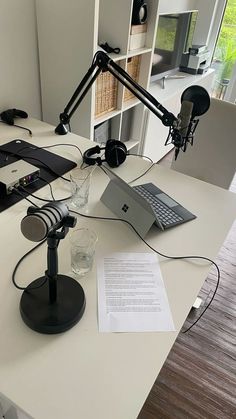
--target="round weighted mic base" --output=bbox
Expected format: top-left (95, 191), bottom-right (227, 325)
top-left (20, 275), bottom-right (86, 334)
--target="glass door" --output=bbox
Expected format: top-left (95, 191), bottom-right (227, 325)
top-left (211, 0), bottom-right (236, 101)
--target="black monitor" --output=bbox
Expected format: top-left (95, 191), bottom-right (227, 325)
top-left (151, 11), bottom-right (198, 82)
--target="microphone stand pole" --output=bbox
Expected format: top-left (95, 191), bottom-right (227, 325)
top-left (20, 225), bottom-right (86, 334)
top-left (47, 229), bottom-right (64, 304)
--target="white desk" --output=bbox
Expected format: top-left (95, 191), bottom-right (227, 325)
top-left (0, 119), bottom-right (236, 419)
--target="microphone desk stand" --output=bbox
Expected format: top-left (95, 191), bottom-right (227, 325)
top-left (20, 225), bottom-right (85, 334)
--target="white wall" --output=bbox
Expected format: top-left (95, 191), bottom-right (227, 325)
top-left (36, 0), bottom-right (98, 137)
top-left (0, 0), bottom-right (41, 118)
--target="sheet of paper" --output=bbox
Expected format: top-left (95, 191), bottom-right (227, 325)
top-left (97, 252), bottom-right (175, 332)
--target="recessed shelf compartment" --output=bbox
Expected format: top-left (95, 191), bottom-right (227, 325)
top-left (127, 47), bottom-right (152, 58)
top-left (122, 97), bottom-right (140, 112)
top-left (94, 109), bottom-right (121, 125)
top-left (94, 114), bottom-right (122, 144)
top-left (120, 104), bottom-right (145, 152)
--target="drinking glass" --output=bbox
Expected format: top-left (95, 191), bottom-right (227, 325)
top-left (70, 228), bottom-right (98, 276)
top-left (70, 166), bottom-right (94, 209)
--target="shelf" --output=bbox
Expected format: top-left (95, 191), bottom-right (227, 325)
top-left (106, 52), bottom-right (127, 62)
top-left (93, 108), bottom-right (122, 126)
top-left (127, 47), bottom-right (152, 58)
top-left (149, 69), bottom-right (216, 102)
top-left (124, 139), bottom-right (140, 151)
top-left (122, 97), bottom-right (140, 111)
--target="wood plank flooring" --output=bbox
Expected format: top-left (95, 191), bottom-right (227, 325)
top-left (138, 153), bottom-right (236, 419)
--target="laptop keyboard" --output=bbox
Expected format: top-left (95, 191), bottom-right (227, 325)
top-left (133, 184), bottom-right (183, 227)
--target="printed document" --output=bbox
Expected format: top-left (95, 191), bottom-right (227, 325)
top-left (97, 252), bottom-right (175, 332)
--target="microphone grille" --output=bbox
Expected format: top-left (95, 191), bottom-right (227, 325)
top-left (21, 214), bottom-right (48, 242)
top-left (179, 100), bottom-right (194, 137)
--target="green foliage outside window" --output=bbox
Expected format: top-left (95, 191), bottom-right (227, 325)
top-left (213, 0), bottom-right (236, 80)
top-left (156, 16), bottom-right (177, 51)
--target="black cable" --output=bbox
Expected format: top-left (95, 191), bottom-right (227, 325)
top-left (128, 153), bottom-right (154, 164)
top-left (18, 185), bottom-right (72, 203)
top-left (97, 156), bottom-right (156, 185)
top-left (12, 239), bottom-right (47, 290)
top-left (99, 42), bottom-right (120, 54)
top-left (39, 176), bottom-right (56, 201)
top-left (35, 143), bottom-right (83, 159)
top-left (69, 208), bottom-right (220, 333)
top-left (0, 120), bottom-right (32, 136)
top-left (128, 162), bottom-right (157, 184)
top-left (12, 187), bottom-right (39, 207)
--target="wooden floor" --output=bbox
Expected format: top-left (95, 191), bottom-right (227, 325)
top-left (138, 153), bottom-right (236, 419)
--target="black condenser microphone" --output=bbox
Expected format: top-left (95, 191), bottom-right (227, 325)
top-left (21, 202), bottom-right (75, 242)
top-left (178, 100), bottom-right (194, 138)
top-left (174, 100), bottom-right (194, 160)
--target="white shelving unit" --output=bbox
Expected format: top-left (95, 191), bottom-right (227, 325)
top-left (36, 0), bottom-right (159, 154)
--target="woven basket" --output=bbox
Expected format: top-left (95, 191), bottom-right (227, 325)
top-left (95, 70), bottom-right (118, 117)
top-left (124, 55), bottom-right (141, 101)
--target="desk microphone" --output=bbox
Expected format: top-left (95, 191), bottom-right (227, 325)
top-left (19, 202), bottom-right (85, 334)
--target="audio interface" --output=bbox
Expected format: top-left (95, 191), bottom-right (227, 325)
top-left (0, 160), bottom-right (40, 195)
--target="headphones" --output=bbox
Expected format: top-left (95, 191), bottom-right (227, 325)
top-left (83, 139), bottom-right (128, 168)
top-left (132, 0), bottom-right (147, 25)
top-left (0, 108), bottom-right (32, 136)
top-left (0, 108), bottom-right (28, 125)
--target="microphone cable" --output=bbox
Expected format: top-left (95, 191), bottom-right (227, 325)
top-left (128, 153), bottom-right (154, 163)
top-left (11, 186), bottom-right (39, 207)
top-left (126, 153), bottom-right (157, 184)
top-left (39, 176), bottom-right (56, 201)
top-left (40, 143), bottom-right (83, 159)
top-left (12, 238), bottom-right (47, 290)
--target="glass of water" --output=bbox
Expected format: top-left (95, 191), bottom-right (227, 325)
top-left (70, 166), bottom-right (94, 209)
top-left (70, 228), bottom-right (98, 276)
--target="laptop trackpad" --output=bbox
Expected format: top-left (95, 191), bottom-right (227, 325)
top-left (156, 193), bottom-right (178, 208)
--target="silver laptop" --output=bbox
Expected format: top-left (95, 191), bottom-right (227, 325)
top-left (100, 168), bottom-right (196, 238)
